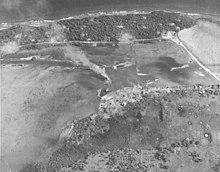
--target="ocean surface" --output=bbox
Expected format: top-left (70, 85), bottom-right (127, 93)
top-left (0, 0), bottom-right (220, 23)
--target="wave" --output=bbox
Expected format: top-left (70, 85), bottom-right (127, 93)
top-left (1, 9), bottom-right (202, 27)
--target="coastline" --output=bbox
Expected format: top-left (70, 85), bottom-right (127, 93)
top-left (0, 9), bottom-right (203, 33)
top-left (1, 6), bottom-right (220, 172)
top-left (175, 32), bottom-right (220, 82)
top-left (177, 26), bottom-right (220, 81)
top-left (0, 9), bottom-right (202, 27)
top-left (2, 8), bottom-right (220, 32)
top-left (2, 6), bottom-right (220, 31)
top-left (0, 10), bottom-right (197, 46)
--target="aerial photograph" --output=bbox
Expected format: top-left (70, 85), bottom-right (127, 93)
top-left (0, 0), bottom-right (220, 171)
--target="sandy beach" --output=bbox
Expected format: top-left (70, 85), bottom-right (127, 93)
top-left (178, 20), bottom-right (220, 79)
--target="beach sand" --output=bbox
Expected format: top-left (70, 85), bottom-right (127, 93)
top-left (179, 20), bottom-right (220, 79)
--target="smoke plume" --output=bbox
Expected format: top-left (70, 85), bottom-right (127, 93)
top-left (63, 46), bottom-right (111, 83)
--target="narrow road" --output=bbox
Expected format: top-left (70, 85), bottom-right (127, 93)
top-left (15, 38), bottom-right (160, 48)
top-left (171, 33), bottom-right (220, 82)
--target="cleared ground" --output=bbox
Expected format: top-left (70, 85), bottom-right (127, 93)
top-left (179, 20), bottom-right (220, 79)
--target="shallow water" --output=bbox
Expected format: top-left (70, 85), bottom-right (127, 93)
top-left (140, 56), bottom-right (190, 84)
top-left (0, 0), bottom-right (220, 23)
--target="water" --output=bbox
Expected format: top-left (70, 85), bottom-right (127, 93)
top-left (140, 56), bottom-right (190, 84)
top-left (0, 0), bottom-right (220, 23)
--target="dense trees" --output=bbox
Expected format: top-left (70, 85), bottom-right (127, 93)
top-left (0, 11), bottom-right (196, 45)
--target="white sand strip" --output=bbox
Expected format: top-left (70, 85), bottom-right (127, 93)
top-left (170, 64), bottom-right (189, 71)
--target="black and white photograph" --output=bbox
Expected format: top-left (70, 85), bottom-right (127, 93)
top-left (0, 0), bottom-right (220, 171)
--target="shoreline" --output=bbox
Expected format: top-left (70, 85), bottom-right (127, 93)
top-left (2, 8), bottom-right (220, 31)
top-left (0, 10), bottom-right (197, 46)
top-left (2, 8), bottom-right (220, 32)
top-left (175, 33), bottom-right (220, 82)
top-left (0, 9), bottom-right (201, 27)
top-left (3, 6), bottom-right (220, 26)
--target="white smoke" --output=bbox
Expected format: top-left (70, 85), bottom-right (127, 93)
top-left (64, 46), bottom-right (90, 66)
top-left (63, 46), bottom-right (111, 83)
top-left (0, 41), bottom-right (19, 55)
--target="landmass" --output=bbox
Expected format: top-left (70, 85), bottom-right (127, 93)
top-left (21, 85), bottom-right (220, 172)
top-left (0, 11), bottom-right (195, 46)
top-left (1, 10), bottom-right (220, 172)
